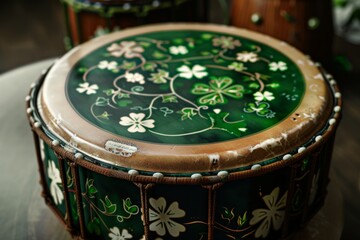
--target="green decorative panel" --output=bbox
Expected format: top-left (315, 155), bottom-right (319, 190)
top-left (63, 160), bottom-right (80, 231)
top-left (147, 184), bottom-right (208, 239)
top-left (214, 167), bottom-right (291, 239)
top-left (42, 140), bottom-right (67, 217)
top-left (78, 167), bottom-right (143, 240)
top-left (66, 30), bottom-right (305, 145)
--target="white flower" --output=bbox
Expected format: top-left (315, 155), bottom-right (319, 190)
top-left (149, 197), bottom-right (186, 237)
top-left (98, 60), bottom-right (118, 70)
top-left (119, 113), bottom-right (155, 133)
top-left (249, 187), bottom-right (288, 238)
top-left (47, 160), bottom-right (63, 205)
top-left (236, 52), bottom-right (258, 62)
top-left (76, 82), bottom-right (99, 95)
top-left (169, 46), bottom-right (188, 55)
top-left (107, 41), bottom-right (144, 58)
top-left (177, 65), bottom-right (208, 79)
top-left (108, 227), bottom-right (133, 240)
top-left (125, 73), bottom-right (145, 84)
top-left (254, 91), bottom-right (275, 102)
top-left (269, 61), bottom-right (287, 71)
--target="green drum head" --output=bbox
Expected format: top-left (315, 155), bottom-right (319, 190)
top-left (40, 24), bottom-right (333, 173)
top-left (66, 30), bottom-right (305, 145)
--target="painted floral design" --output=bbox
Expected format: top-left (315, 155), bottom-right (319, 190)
top-left (254, 91), bottom-right (275, 102)
top-left (236, 52), bottom-right (258, 62)
top-left (212, 36), bottom-right (241, 49)
top-left (149, 69), bottom-right (169, 84)
top-left (76, 82), bottom-right (99, 95)
top-left (107, 41), bottom-right (144, 58)
top-left (228, 62), bottom-right (247, 72)
top-left (244, 102), bottom-right (272, 117)
top-left (149, 197), bottom-right (186, 237)
top-left (191, 77), bottom-right (244, 105)
top-left (177, 65), bottom-right (208, 79)
top-left (125, 72), bottom-right (145, 84)
top-left (269, 61), bottom-right (287, 71)
top-left (68, 30), bottom-right (304, 145)
top-left (249, 187), bottom-right (288, 238)
top-left (108, 227), bottom-right (133, 240)
top-left (98, 60), bottom-right (118, 70)
top-left (47, 160), bottom-right (64, 205)
top-left (169, 46), bottom-right (188, 55)
top-left (119, 113), bottom-right (155, 133)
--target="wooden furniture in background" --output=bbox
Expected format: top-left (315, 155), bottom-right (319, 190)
top-left (230, 0), bottom-right (334, 65)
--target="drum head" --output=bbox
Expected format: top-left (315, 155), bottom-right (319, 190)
top-left (38, 23), bottom-right (334, 174)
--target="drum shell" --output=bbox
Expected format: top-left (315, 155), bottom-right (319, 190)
top-left (61, 0), bottom-right (203, 48)
top-left (27, 69), bottom-right (341, 239)
top-left (230, 0), bottom-right (334, 65)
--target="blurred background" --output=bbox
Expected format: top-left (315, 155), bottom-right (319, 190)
top-left (0, 0), bottom-right (359, 239)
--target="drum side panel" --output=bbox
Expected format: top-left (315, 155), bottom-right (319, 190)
top-left (214, 167), bottom-right (291, 240)
top-left (41, 141), bottom-right (67, 218)
top-left (77, 167), bottom-right (144, 240)
top-left (146, 184), bottom-right (209, 239)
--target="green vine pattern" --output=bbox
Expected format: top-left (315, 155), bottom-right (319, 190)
top-left (67, 30), bottom-right (304, 144)
top-left (83, 178), bottom-right (140, 235)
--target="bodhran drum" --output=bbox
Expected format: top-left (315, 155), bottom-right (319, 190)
top-left (230, 0), bottom-right (334, 66)
top-left (27, 23), bottom-right (342, 240)
top-left (60, 0), bottom-right (204, 48)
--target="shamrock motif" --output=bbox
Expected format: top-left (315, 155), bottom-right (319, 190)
top-left (236, 52), bottom-right (258, 62)
top-left (149, 69), bottom-right (169, 84)
top-left (76, 82), bottom-right (99, 95)
top-left (107, 41), bottom-right (144, 58)
top-left (269, 61), bottom-right (287, 71)
top-left (169, 46), bottom-right (188, 55)
top-left (228, 62), bottom-right (247, 72)
top-left (177, 65), bottom-right (208, 79)
top-left (119, 113), bottom-right (155, 133)
top-left (191, 77), bottom-right (244, 105)
top-left (108, 227), bottom-right (132, 240)
top-left (179, 107), bottom-right (198, 120)
top-left (249, 187), bottom-right (288, 238)
top-left (98, 60), bottom-right (118, 70)
top-left (254, 91), bottom-right (275, 102)
top-left (125, 73), bottom-right (145, 84)
top-left (47, 160), bottom-right (63, 205)
top-left (149, 197), bottom-right (186, 237)
top-left (212, 36), bottom-right (241, 49)
top-left (244, 102), bottom-right (272, 117)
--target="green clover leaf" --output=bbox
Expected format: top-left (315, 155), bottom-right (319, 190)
top-left (179, 107), bottom-right (198, 120)
top-left (149, 69), bottom-right (169, 84)
top-left (100, 196), bottom-right (117, 214)
top-left (192, 77), bottom-right (244, 105)
top-left (86, 179), bottom-right (97, 198)
top-left (123, 198), bottom-right (139, 215)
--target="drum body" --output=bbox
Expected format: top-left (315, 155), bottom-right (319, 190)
top-left (61, 0), bottom-right (204, 48)
top-left (27, 24), bottom-right (341, 240)
top-left (230, 0), bottom-right (334, 65)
